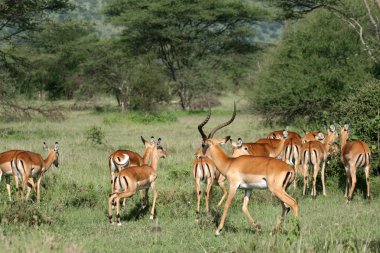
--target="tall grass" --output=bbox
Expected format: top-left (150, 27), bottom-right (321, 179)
top-left (0, 105), bottom-right (379, 252)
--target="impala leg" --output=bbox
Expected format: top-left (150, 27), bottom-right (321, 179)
top-left (114, 191), bottom-right (135, 226)
top-left (321, 161), bottom-right (327, 196)
top-left (242, 190), bottom-right (261, 231)
top-left (311, 162), bottom-right (320, 198)
top-left (205, 177), bottom-right (213, 213)
top-left (13, 172), bottom-right (20, 200)
top-left (108, 193), bottom-right (117, 224)
top-left (150, 181), bottom-right (158, 220)
top-left (302, 162), bottom-right (308, 196)
top-left (195, 178), bottom-right (201, 216)
top-left (216, 176), bottom-right (227, 209)
top-left (25, 178), bottom-right (34, 201)
top-left (364, 163), bottom-right (371, 200)
top-left (142, 189), bottom-right (149, 210)
top-left (348, 165), bottom-right (357, 201)
top-left (344, 166), bottom-right (350, 198)
top-left (5, 177), bottom-right (12, 201)
top-left (272, 188), bottom-right (298, 218)
top-left (36, 176), bottom-right (43, 204)
top-left (216, 185), bottom-right (237, 236)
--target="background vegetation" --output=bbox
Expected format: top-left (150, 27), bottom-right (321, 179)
top-left (1, 0), bottom-right (380, 251)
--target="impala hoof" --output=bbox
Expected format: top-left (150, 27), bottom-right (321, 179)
top-left (117, 222), bottom-right (122, 226)
top-left (150, 215), bottom-right (154, 220)
top-left (215, 230), bottom-right (221, 236)
top-left (255, 224), bottom-right (262, 232)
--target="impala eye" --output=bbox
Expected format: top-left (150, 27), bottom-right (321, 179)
top-left (244, 147), bottom-right (248, 151)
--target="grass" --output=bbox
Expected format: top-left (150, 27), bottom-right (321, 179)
top-left (0, 101), bottom-right (379, 252)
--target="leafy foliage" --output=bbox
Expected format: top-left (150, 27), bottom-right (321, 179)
top-left (250, 9), bottom-right (373, 125)
top-left (104, 0), bottom-right (270, 110)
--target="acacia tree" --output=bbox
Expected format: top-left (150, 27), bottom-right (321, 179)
top-left (104, 0), bottom-right (269, 110)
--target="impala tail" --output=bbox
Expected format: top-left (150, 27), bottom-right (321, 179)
top-left (110, 154), bottom-right (130, 172)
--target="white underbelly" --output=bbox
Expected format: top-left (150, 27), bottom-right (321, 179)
top-left (239, 180), bottom-right (268, 190)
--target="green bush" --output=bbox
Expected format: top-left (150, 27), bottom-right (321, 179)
top-left (86, 126), bottom-right (105, 144)
top-left (0, 201), bottom-right (52, 226)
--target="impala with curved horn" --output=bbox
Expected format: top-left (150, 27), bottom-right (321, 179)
top-left (192, 148), bottom-right (227, 216)
top-left (340, 124), bottom-right (371, 201)
top-left (198, 103), bottom-right (298, 235)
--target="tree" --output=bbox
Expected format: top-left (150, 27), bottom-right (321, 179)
top-left (250, 9), bottom-right (373, 124)
top-left (266, 0), bottom-right (380, 65)
top-left (0, 0), bottom-right (71, 64)
top-left (104, 0), bottom-right (270, 110)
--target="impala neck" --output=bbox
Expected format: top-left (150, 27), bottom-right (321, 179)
top-left (206, 145), bottom-right (231, 176)
top-left (273, 138), bottom-right (286, 156)
top-left (150, 145), bottom-right (158, 171)
top-left (340, 133), bottom-right (348, 152)
top-left (142, 147), bottom-right (152, 164)
top-left (44, 150), bottom-right (56, 171)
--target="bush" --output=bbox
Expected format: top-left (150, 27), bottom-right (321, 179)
top-left (86, 126), bottom-right (105, 145)
top-left (0, 201), bottom-right (52, 226)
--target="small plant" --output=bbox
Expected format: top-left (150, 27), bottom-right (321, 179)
top-left (86, 126), bottom-right (105, 145)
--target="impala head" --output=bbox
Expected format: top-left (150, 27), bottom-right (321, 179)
top-left (327, 124), bottom-right (338, 144)
top-left (156, 137), bottom-right (167, 158)
top-left (46, 141), bottom-right (60, 168)
top-left (230, 137), bottom-right (250, 156)
top-left (198, 102), bottom-right (236, 156)
top-left (340, 124), bottom-right (350, 141)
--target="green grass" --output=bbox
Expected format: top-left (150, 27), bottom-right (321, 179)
top-left (0, 104), bottom-right (379, 253)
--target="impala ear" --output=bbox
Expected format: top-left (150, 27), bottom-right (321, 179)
top-left (282, 130), bottom-right (288, 139)
top-left (43, 142), bottom-right (48, 151)
top-left (329, 124), bottom-right (336, 133)
top-left (316, 133), bottom-right (325, 141)
top-left (343, 124), bottom-right (349, 131)
top-left (157, 138), bottom-right (162, 146)
top-left (220, 136), bottom-right (230, 145)
top-left (237, 138), bottom-right (243, 147)
top-left (150, 136), bottom-right (155, 144)
top-left (54, 142), bottom-right (59, 153)
top-left (141, 136), bottom-right (147, 145)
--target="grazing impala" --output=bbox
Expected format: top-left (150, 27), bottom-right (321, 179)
top-left (199, 103), bottom-right (298, 235)
top-left (301, 125), bottom-right (336, 143)
top-left (12, 142), bottom-right (59, 203)
top-left (192, 148), bottom-right (226, 216)
top-left (340, 124), bottom-right (371, 201)
top-left (108, 139), bottom-right (163, 225)
top-left (301, 126), bottom-right (338, 197)
top-left (230, 133), bottom-right (288, 158)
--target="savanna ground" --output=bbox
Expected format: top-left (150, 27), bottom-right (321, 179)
top-left (0, 96), bottom-right (379, 253)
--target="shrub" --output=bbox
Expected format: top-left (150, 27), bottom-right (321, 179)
top-left (86, 126), bottom-right (105, 145)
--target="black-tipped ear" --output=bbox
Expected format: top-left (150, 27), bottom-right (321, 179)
top-left (225, 136), bottom-right (231, 143)
top-left (141, 136), bottom-right (147, 145)
top-left (150, 136), bottom-right (155, 144)
top-left (157, 138), bottom-right (162, 146)
top-left (43, 142), bottom-right (48, 151)
top-left (54, 142), bottom-right (59, 152)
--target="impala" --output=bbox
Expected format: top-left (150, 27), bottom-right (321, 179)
top-left (301, 126), bottom-right (338, 197)
top-left (230, 133), bottom-right (288, 158)
top-left (0, 150), bottom-right (28, 200)
top-left (108, 139), bottom-right (163, 225)
top-left (199, 103), bottom-right (298, 235)
top-left (12, 142), bottom-right (59, 203)
top-left (108, 136), bottom-right (167, 191)
top-left (340, 124), bottom-right (371, 201)
top-left (267, 130), bottom-right (302, 187)
top-left (301, 125), bottom-right (336, 143)
top-left (192, 148), bottom-right (226, 216)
